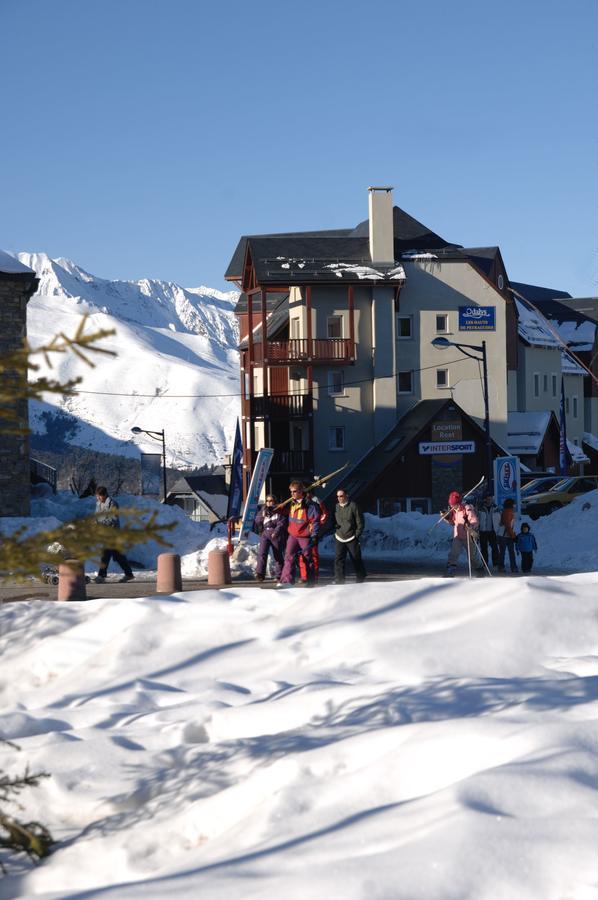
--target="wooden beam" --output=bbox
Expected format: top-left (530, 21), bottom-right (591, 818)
top-left (348, 285), bottom-right (355, 347)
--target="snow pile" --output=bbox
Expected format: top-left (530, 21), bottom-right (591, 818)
top-left (3, 574), bottom-right (598, 896)
top-left (14, 252), bottom-right (241, 468)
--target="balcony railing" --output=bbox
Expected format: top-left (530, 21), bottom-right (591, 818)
top-left (250, 338), bottom-right (354, 365)
top-left (270, 449), bottom-right (313, 475)
top-left (30, 457), bottom-right (57, 492)
top-left (250, 394), bottom-right (313, 419)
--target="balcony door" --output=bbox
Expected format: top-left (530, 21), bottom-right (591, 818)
top-left (327, 315), bottom-right (343, 338)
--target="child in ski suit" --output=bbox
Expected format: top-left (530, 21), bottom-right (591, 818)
top-left (445, 490), bottom-right (484, 577)
top-left (254, 494), bottom-right (287, 582)
top-left (278, 482), bottom-right (320, 585)
top-left (298, 493), bottom-right (329, 583)
top-left (516, 522), bottom-right (538, 573)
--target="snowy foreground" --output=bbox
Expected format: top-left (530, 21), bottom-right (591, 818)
top-left (3, 573), bottom-right (598, 898)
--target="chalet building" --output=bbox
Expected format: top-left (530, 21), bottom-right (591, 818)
top-left (0, 251), bottom-right (39, 516)
top-left (166, 471), bottom-right (228, 524)
top-left (225, 188), bottom-right (591, 511)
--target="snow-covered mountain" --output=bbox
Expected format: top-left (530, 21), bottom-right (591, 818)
top-left (17, 252), bottom-right (240, 468)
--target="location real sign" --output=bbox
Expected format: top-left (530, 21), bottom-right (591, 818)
top-left (419, 440), bottom-right (475, 455)
top-left (458, 305), bottom-right (496, 331)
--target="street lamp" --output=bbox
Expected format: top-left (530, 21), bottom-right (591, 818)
top-left (131, 426), bottom-right (167, 502)
top-left (431, 336), bottom-right (493, 495)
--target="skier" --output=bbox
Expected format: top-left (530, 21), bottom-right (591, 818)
top-left (497, 498), bottom-right (518, 574)
top-left (298, 492), bottom-right (329, 583)
top-left (278, 481), bottom-right (320, 586)
top-left (94, 486), bottom-right (135, 583)
top-left (477, 493), bottom-right (501, 569)
top-left (516, 522), bottom-right (538, 573)
top-left (254, 494), bottom-right (287, 582)
top-left (444, 490), bottom-right (484, 577)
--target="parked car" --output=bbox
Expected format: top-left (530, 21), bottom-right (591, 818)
top-left (521, 476), bottom-right (598, 519)
top-left (520, 476), bottom-right (567, 498)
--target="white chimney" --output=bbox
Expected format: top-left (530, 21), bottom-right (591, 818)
top-left (368, 186), bottom-right (394, 265)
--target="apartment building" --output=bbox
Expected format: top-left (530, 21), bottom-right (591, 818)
top-left (225, 189), bottom-right (589, 511)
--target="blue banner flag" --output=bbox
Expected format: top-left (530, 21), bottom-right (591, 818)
top-left (559, 377), bottom-right (573, 476)
top-left (226, 420), bottom-right (244, 519)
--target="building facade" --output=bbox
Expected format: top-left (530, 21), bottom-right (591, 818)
top-left (225, 189), bottom-right (590, 510)
top-left (0, 252), bottom-right (39, 516)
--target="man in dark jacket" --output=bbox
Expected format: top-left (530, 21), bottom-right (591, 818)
top-left (94, 486), bottom-right (134, 583)
top-left (333, 488), bottom-right (366, 583)
top-left (254, 494), bottom-right (287, 582)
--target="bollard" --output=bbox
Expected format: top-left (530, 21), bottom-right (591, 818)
top-left (207, 548), bottom-right (231, 586)
top-left (156, 552), bottom-right (183, 593)
top-left (57, 559), bottom-right (87, 602)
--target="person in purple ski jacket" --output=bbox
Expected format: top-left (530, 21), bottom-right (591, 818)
top-left (254, 494), bottom-right (288, 582)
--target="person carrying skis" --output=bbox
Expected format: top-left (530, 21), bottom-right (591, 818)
top-left (278, 481), bottom-right (320, 585)
top-left (497, 498), bottom-right (518, 574)
top-left (477, 492), bottom-right (501, 569)
top-left (298, 491), bottom-right (329, 583)
top-left (254, 493), bottom-right (287, 582)
top-left (444, 490), bottom-right (484, 577)
top-left (516, 522), bottom-right (538, 573)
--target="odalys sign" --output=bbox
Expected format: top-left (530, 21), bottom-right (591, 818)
top-left (494, 455), bottom-right (521, 511)
top-left (459, 305), bottom-right (495, 331)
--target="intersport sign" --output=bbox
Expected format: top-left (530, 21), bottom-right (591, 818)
top-left (418, 440), bottom-right (476, 455)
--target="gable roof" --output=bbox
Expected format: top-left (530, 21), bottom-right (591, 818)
top-left (225, 206), bottom-right (460, 284)
top-left (507, 410), bottom-right (556, 456)
top-left (168, 474), bottom-right (229, 519)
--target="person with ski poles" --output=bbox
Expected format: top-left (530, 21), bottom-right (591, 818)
top-left (254, 493), bottom-right (287, 582)
top-left (277, 481), bottom-right (320, 586)
top-left (444, 490), bottom-right (485, 577)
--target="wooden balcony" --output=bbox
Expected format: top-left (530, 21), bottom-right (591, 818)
top-left (250, 338), bottom-right (354, 366)
top-left (250, 394), bottom-right (313, 420)
top-left (270, 449), bottom-right (314, 475)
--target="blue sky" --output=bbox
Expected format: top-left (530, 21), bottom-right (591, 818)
top-left (1, 0), bottom-right (596, 295)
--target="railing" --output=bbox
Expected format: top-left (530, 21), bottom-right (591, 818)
top-left (251, 338), bottom-right (354, 365)
top-left (270, 449), bottom-right (313, 475)
top-left (251, 394), bottom-right (313, 419)
top-left (30, 457), bottom-right (57, 492)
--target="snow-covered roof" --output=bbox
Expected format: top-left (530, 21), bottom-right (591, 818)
top-left (507, 410), bottom-right (552, 455)
top-left (0, 249), bottom-right (35, 275)
top-left (515, 297), bottom-right (587, 375)
top-left (583, 432), bottom-right (598, 452)
top-left (568, 440), bottom-right (590, 464)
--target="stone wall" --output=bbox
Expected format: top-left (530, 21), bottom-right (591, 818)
top-left (0, 273), bottom-right (38, 516)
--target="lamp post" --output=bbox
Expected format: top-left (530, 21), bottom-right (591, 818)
top-left (431, 336), bottom-right (493, 495)
top-left (131, 426), bottom-right (167, 502)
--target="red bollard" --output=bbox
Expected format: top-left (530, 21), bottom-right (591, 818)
top-left (207, 549), bottom-right (231, 586)
top-left (156, 552), bottom-right (183, 593)
top-left (57, 560), bottom-right (87, 602)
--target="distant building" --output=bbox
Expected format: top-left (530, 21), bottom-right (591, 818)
top-left (225, 188), bottom-right (593, 511)
top-left (166, 472), bottom-right (228, 524)
top-left (0, 251), bottom-right (39, 516)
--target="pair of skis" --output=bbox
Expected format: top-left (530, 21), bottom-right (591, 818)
top-left (428, 475), bottom-right (486, 533)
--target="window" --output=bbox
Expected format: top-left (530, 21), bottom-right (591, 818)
top-left (573, 396), bottom-right (578, 418)
top-left (327, 315), bottom-right (343, 338)
top-left (497, 274), bottom-right (504, 291)
top-left (290, 317), bottom-right (300, 339)
top-left (397, 315), bottom-right (412, 339)
top-left (436, 314), bottom-right (448, 333)
top-left (328, 371), bottom-right (344, 396)
top-left (436, 368), bottom-right (449, 389)
top-left (552, 374), bottom-right (557, 397)
top-left (533, 374), bottom-right (540, 398)
top-left (566, 398), bottom-right (570, 414)
top-left (329, 426), bottom-right (345, 451)
top-left (543, 374), bottom-right (548, 392)
top-left (398, 371), bottom-right (413, 394)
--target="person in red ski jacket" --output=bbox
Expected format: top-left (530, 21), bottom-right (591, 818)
top-left (278, 481), bottom-right (320, 585)
top-left (444, 490), bottom-right (484, 577)
top-left (298, 492), bottom-right (329, 583)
